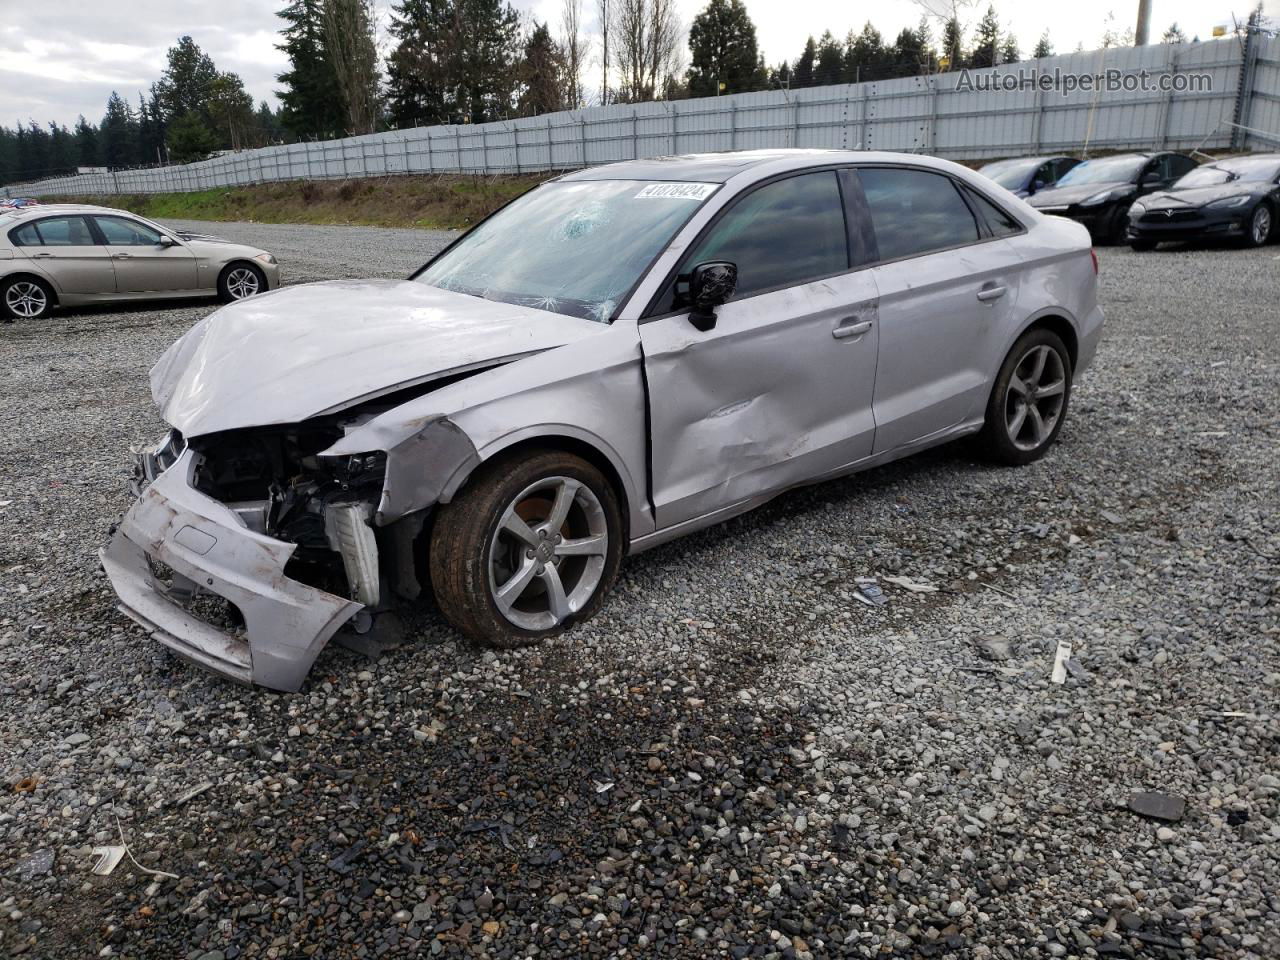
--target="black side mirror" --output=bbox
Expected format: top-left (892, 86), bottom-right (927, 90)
top-left (1030, 179), bottom-right (1046, 193)
top-left (686, 261), bottom-right (737, 332)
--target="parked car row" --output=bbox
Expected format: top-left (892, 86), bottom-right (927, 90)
top-left (0, 203), bottom-right (279, 321)
top-left (0, 196), bottom-right (40, 209)
top-left (979, 152), bottom-right (1280, 249)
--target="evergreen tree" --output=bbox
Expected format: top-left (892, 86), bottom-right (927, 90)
top-left (686, 0), bottom-right (761, 98)
top-left (156, 36), bottom-right (219, 122)
top-left (970, 6), bottom-right (1001, 68)
top-left (793, 36), bottom-right (817, 87)
top-left (814, 30), bottom-right (843, 86)
top-left (1161, 23), bottom-right (1188, 44)
top-left (1033, 31), bottom-right (1053, 58)
top-left (74, 116), bottom-right (99, 167)
top-left (519, 21), bottom-right (566, 115)
top-left (1000, 34), bottom-right (1019, 64)
top-left (941, 17), bottom-right (964, 70)
top-left (276, 0), bottom-right (345, 139)
top-left (166, 111), bottom-right (220, 163)
top-left (99, 92), bottom-right (138, 168)
top-left (844, 22), bottom-right (888, 83)
top-left (771, 61), bottom-right (792, 88)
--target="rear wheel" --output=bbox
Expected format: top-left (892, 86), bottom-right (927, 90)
top-left (979, 328), bottom-right (1073, 465)
top-left (217, 262), bottom-right (266, 303)
top-left (1244, 203), bottom-right (1272, 248)
top-left (2, 276), bottom-right (54, 321)
top-left (429, 449), bottom-right (624, 647)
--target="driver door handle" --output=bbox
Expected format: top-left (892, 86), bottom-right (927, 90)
top-left (112, 252), bottom-right (133, 259)
top-left (31, 252), bottom-right (53, 258)
top-left (832, 318), bottom-right (874, 340)
top-left (976, 284), bottom-right (1007, 303)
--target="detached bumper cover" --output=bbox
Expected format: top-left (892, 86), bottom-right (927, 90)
top-left (101, 449), bottom-right (360, 691)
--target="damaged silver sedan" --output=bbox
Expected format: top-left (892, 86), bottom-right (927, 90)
top-left (102, 149), bottom-right (1104, 690)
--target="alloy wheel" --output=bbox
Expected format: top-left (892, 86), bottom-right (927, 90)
top-left (225, 267), bottom-right (261, 300)
top-left (5, 281), bottom-right (47, 318)
top-left (1004, 344), bottom-right (1067, 451)
top-left (487, 475), bottom-right (608, 631)
top-left (1252, 206), bottom-right (1271, 246)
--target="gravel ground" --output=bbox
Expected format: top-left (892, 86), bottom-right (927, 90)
top-left (0, 221), bottom-right (1277, 960)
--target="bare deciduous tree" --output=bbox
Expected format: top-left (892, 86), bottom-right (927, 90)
top-left (612, 0), bottom-right (682, 102)
top-left (597, 0), bottom-right (611, 104)
top-left (323, 0), bottom-right (380, 134)
top-left (560, 0), bottom-right (590, 108)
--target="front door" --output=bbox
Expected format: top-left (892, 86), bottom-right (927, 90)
top-left (13, 215), bottom-right (115, 295)
top-left (92, 215), bottom-right (198, 292)
top-left (639, 170), bottom-right (881, 529)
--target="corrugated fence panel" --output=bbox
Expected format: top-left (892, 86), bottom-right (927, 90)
top-left (9, 35), bottom-right (1278, 198)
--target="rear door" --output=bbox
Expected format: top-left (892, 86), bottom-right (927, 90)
top-left (11, 215), bottom-right (115, 295)
top-left (92, 215), bottom-right (198, 292)
top-left (640, 169), bottom-right (881, 527)
top-left (854, 166), bottom-right (1026, 454)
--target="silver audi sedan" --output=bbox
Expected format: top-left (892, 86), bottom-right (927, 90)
top-left (103, 149), bottom-right (1104, 690)
top-left (1, 203), bottom-right (279, 321)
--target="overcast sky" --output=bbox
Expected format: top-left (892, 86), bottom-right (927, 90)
top-left (0, 0), bottom-right (1270, 128)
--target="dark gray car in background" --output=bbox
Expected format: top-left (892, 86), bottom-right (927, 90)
top-left (1126, 154), bottom-right (1280, 249)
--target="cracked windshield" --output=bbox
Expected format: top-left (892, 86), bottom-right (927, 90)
top-left (416, 179), bottom-right (717, 322)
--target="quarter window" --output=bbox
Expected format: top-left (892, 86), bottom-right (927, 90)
top-left (859, 168), bottom-right (980, 261)
top-left (95, 216), bottom-right (164, 246)
top-left (678, 171), bottom-right (849, 302)
top-left (965, 188), bottom-right (1022, 238)
top-left (9, 223), bottom-right (41, 246)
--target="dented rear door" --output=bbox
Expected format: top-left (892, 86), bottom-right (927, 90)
top-left (639, 169), bottom-right (880, 529)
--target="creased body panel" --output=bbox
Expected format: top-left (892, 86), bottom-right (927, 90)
top-left (152, 280), bottom-right (609, 437)
top-left (100, 450), bottom-right (361, 691)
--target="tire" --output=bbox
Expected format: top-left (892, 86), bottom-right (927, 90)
top-left (1129, 239), bottom-right (1157, 252)
top-left (2, 275), bottom-right (54, 321)
top-left (1099, 203), bottom-right (1131, 246)
top-left (1243, 203), bottom-right (1273, 248)
top-left (979, 327), bottom-right (1073, 466)
top-left (429, 448), bottom-right (624, 648)
top-left (217, 262), bottom-right (267, 303)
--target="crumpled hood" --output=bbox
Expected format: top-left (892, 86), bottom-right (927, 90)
top-left (152, 279), bottom-right (606, 437)
top-left (1028, 180), bottom-right (1134, 207)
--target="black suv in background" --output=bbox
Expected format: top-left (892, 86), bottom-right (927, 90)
top-left (1027, 152), bottom-right (1198, 244)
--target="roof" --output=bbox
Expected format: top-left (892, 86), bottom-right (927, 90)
top-left (0, 203), bottom-right (123, 222)
top-left (559, 149), bottom-right (859, 183)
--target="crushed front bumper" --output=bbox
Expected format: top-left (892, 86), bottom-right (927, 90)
top-left (101, 448), bottom-right (361, 691)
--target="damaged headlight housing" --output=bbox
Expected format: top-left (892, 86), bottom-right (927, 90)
top-left (324, 451), bottom-right (388, 488)
top-left (132, 429), bottom-right (186, 492)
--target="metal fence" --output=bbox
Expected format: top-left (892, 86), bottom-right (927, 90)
top-left (8, 33), bottom-right (1280, 199)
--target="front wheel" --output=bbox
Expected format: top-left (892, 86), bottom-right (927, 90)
top-left (1129, 238), bottom-right (1157, 252)
top-left (979, 328), bottom-right (1073, 466)
top-left (429, 449), bottom-right (624, 647)
top-left (1244, 203), bottom-right (1272, 248)
top-left (217, 262), bottom-right (266, 303)
top-left (3, 276), bottom-right (54, 321)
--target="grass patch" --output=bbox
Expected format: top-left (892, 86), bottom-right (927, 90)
top-left (49, 173), bottom-right (556, 230)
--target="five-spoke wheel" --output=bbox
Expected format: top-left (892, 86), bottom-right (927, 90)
top-left (3, 277), bottom-right (53, 321)
top-left (980, 328), bottom-right (1073, 464)
top-left (430, 449), bottom-right (623, 646)
top-left (218, 263), bottom-right (266, 303)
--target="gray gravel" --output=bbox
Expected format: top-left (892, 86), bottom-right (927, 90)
top-left (1, 221), bottom-right (1277, 960)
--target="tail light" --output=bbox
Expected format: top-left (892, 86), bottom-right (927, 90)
top-left (1090, 249), bottom-right (1099, 274)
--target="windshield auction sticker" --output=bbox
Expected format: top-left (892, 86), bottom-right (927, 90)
top-left (635, 183), bottom-right (717, 200)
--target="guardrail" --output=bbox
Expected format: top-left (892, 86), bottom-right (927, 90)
top-left (6, 33), bottom-right (1278, 198)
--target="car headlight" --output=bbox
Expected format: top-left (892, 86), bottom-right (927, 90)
top-left (255, 253), bottom-right (278, 265)
top-left (1080, 191), bottom-right (1116, 206)
top-left (1204, 195), bottom-right (1250, 209)
top-left (1129, 201), bottom-right (1146, 215)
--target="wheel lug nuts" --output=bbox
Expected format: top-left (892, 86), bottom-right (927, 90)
top-left (526, 549), bottom-right (534, 559)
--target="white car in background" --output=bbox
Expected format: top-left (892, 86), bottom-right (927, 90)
top-left (1, 203), bottom-right (279, 321)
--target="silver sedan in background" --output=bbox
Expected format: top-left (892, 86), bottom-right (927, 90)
top-left (103, 149), bottom-right (1104, 690)
top-left (0, 203), bottom-right (279, 321)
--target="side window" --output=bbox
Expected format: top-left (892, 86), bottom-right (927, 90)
top-left (1169, 155), bottom-right (1197, 178)
top-left (965, 188), bottom-right (1023, 238)
top-left (1146, 158), bottom-right (1168, 182)
top-left (677, 171), bottom-right (848, 303)
top-left (29, 216), bottom-right (97, 246)
top-left (95, 216), bottom-right (163, 246)
top-left (858, 168), bottom-right (979, 262)
top-left (1053, 158), bottom-right (1079, 181)
top-left (9, 223), bottom-right (41, 246)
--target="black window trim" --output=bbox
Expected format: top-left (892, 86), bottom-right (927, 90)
top-left (640, 164), bottom-right (856, 322)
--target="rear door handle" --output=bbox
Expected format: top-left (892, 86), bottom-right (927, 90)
top-left (976, 284), bottom-right (1007, 303)
top-left (32, 252), bottom-right (53, 258)
top-left (112, 252), bottom-right (132, 259)
top-left (832, 319), bottom-right (874, 340)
